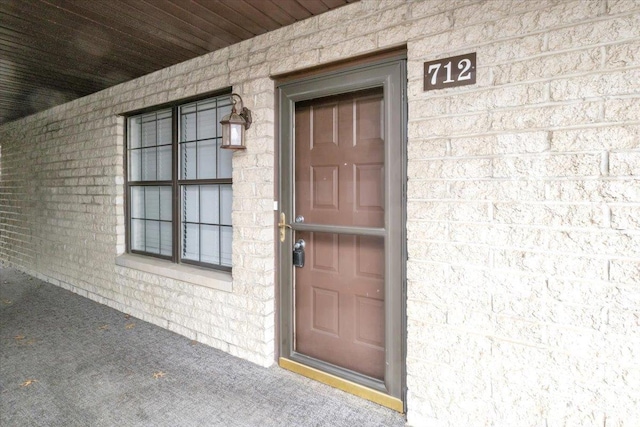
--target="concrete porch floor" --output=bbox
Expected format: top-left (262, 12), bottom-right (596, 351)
top-left (0, 267), bottom-right (406, 427)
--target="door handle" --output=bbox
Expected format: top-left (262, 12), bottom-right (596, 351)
top-left (278, 212), bottom-right (292, 242)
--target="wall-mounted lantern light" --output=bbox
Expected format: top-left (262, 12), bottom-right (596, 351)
top-left (220, 93), bottom-right (252, 150)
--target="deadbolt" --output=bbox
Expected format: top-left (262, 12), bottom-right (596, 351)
top-left (293, 239), bottom-right (305, 268)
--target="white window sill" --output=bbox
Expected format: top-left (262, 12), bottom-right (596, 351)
top-left (115, 253), bottom-right (232, 293)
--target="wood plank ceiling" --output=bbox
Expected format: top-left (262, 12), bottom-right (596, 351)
top-left (0, 0), bottom-right (357, 125)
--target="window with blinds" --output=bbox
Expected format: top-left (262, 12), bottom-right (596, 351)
top-left (126, 94), bottom-right (233, 271)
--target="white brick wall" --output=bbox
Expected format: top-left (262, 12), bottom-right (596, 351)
top-left (403, 0), bottom-right (640, 425)
top-left (1, 1), bottom-right (638, 425)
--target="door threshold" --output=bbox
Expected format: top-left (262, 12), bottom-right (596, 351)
top-left (278, 357), bottom-right (404, 413)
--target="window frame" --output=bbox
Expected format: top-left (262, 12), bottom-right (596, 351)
top-left (123, 89), bottom-right (233, 272)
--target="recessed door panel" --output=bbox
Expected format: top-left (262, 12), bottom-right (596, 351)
top-left (354, 163), bottom-right (384, 215)
top-left (311, 166), bottom-right (339, 210)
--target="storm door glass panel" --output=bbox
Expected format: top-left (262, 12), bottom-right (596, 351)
top-left (291, 88), bottom-right (389, 381)
top-left (295, 89), bottom-right (385, 228)
top-left (294, 232), bottom-right (385, 379)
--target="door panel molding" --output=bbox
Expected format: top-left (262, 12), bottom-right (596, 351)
top-left (277, 57), bottom-right (406, 408)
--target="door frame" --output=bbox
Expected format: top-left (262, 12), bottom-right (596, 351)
top-left (276, 55), bottom-right (407, 410)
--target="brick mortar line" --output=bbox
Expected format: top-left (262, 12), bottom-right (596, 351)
top-left (433, 36), bottom-right (640, 68)
top-left (406, 122), bottom-right (640, 140)
top-left (408, 80), bottom-right (640, 106)
top-left (408, 69), bottom-right (640, 104)
top-left (408, 151), bottom-right (639, 161)
top-left (407, 200), bottom-right (639, 207)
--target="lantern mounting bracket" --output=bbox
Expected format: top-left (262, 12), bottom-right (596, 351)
top-left (231, 93), bottom-right (252, 130)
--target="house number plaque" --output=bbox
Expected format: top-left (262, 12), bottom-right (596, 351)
top-left (423, 52), bottom-right (476, 91)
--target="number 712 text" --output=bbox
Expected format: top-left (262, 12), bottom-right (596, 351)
top-left (423, 52), bottom-right (476, 91)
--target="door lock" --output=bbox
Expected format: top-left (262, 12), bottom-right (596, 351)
top-left (293, 239), bottom-right (305, 268)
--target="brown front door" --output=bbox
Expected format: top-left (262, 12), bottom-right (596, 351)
top-left (294, 89), bottom-right (386, 379)
top-left (278, 57), bottom-right (405, 406)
